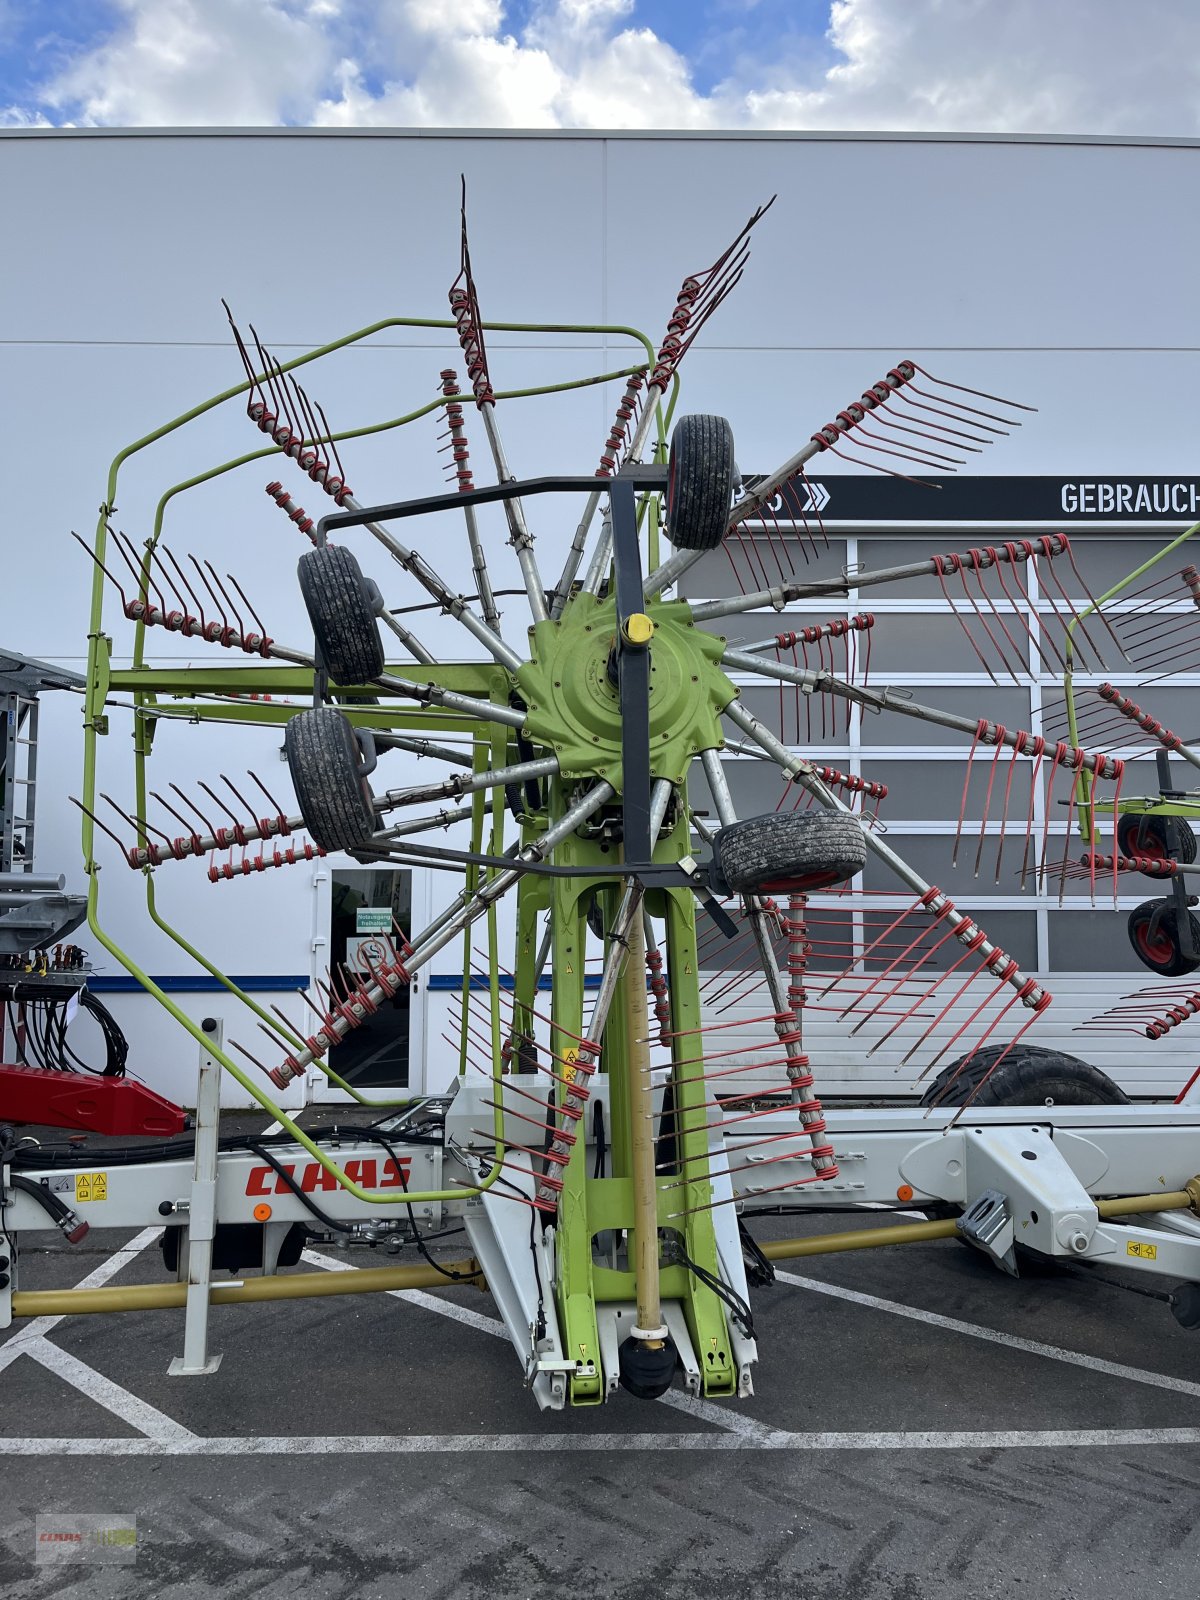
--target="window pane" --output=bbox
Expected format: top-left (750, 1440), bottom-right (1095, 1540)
top-left (861, 684), bottom-right (1031, 748)
top-left (680, 536), bottom-right (848, 599)
top-left (1047, 908), bottom-right (1146, 973)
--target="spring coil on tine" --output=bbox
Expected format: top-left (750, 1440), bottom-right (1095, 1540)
top-left (597, 372), bottom-right (645, 477)
top-left (449, 288), bottom-right (494, 407)
top-left (1098, 683), bottom-right (1185, 753)
top-left (270, 947), bottom-right (414, 1088)
top-left (645, 946), bottom-right (672, 1046)
top-left (265, 481), bottom-right (316, 541)
top-left (1146, 995), bottom-right (1200, 1039)
top-left (207, 841), bottom-right (327, 882)
top-left (438, 370), bottom-right (476, 491)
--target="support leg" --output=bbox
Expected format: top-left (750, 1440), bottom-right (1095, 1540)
top-left (169, 1016), bottom-right (223, 1376)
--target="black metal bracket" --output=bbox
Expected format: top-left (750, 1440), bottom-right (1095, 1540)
top-left (314, 468), bottom-right (669, 546)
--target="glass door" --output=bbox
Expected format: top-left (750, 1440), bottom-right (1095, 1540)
top-left (317, 867), bottom-right (413, 1095)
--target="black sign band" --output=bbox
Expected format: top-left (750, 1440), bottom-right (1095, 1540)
top-left (742, 475), bottom-right (1200, 525)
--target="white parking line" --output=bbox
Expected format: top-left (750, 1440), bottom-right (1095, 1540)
top-left (0, 1226), bottom-right (193, 1441)
top-left (301, 1248), bottom-right (777, 1438)
top-left (6, 1426), bottom-right (1200, 1456)
top-left (775, 1268), bottom-right (1200, 1401)
top-left (24, 1339), bottom-right (195, 1441)
top-left (0, 1225), bottom-right (163, 1357)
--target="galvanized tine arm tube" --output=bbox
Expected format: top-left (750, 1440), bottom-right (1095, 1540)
top-left (579, 506), bottom-right (614, 599)
top-left (375, 606), bottom-right (439, 666)
top-left (690, 537), bottom-right (1071, 623)
top-left (700, 750), bottom-right (835, 1166)
top-left (550, 381), bottom-right (659, 616)
top-left (375, 801), bottom-right (495, 841)
top-left (439, 371), bottom-right (503, 635)
top-left (721, 699), bottom-right (1051, 1014)
top-left (721, 648), bottom-right (1119, 778)
top-left (272, 782), bottom-right (615, 1083)
top-left (323, 492), bottom-right (526, 673)
top-left (104, 576), bottom-right (526, 734)
top-left (122, 756), bottom-right (554, 870)
top-left (642, 545), bottom-right (707, 602)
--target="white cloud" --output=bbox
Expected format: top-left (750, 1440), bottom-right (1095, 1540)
top-left (40, 0), bottom-right (335, 126)
top-left (12, 0), bottom-right (1200, 135)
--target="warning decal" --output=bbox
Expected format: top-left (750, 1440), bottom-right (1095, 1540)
top-left (74, 1172), bottom-right (108, 1203)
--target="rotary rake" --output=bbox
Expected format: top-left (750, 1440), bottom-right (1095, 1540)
top-left (11, 189), bottom-right (1200, 1407)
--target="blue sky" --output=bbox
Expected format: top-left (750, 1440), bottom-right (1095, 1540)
top-left (2, 1), bottom-right (1198, 134)
top-left (0, 1), bottom-right (118, 108)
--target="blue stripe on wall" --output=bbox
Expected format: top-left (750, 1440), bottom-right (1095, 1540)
top-left (87, 974), bottom-right (310, 994)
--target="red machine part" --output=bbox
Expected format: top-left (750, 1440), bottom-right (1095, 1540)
top-left (0, 1063), bottom-right (188, 1137)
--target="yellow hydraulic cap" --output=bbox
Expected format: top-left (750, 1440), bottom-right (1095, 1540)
top-left (621, 612), bottom-right (655, 647)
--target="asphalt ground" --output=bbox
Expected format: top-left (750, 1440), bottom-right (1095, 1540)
top-left (2, 1112), bottom-right (1200, 1599)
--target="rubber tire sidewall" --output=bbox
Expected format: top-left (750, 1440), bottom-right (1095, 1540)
top-left (714, 810), bottom-right (866, 895)
top-left (920, 1044), bottom-right (1131, 1110)
top-left (298, 544), bottom-right (385, 686)
top-left (665, 414), bottom-right (736, 552)
top-left (1126, 897), bottom-right (1200, 978)
top-left (1117, 812), bottom-right (1199, 868)
top-left (284, 706), bottom-right (377, 853)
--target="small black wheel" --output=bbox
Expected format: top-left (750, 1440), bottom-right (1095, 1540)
top-left (297, 544), bottom-right (385, 685)
top-left (711, 811), bottom-right (866, 896)
top-left (284, 706), bottom-right (377, 852)
top-left (1127, 897), bottom-right (1200, 977)
top-left (920, 1044), bottom-right (1130, 1110)
top-left (1117, 812), bottom-right (1198, 869)
top-left (617, 1335), bottom-right (678, 1399)
top-left (665, 414), bottom-right (736, 552)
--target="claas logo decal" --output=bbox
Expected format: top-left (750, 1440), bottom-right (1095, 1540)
top-left (245, 1156), bottom-right (411, 1196)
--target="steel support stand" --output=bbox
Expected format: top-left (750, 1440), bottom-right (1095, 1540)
top-left (169, 1016), bottom-right (224, 1375)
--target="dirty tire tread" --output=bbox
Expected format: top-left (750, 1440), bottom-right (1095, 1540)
top-left (920, 1044), bottom-right (1131, 1109)
top-left (666, 414), bottom-right (736, 552)
top-left (714, 811), bottom-right (866, 894)
top-left (298, 544), bottom-right (385, 685)
top-left (285, 706), bottom-right (377, 853)
top-left (1127, 896), bottom-right (1200, 978)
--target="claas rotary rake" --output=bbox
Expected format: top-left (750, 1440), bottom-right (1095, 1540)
top-left (8, 189), bottom-right (1200, 1408)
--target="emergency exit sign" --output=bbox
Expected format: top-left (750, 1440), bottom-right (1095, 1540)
top-left (356, 908), bottom-right (391, 933)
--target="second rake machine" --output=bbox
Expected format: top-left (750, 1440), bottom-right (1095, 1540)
top-left (6, 193), bottom-right (1200, 1408)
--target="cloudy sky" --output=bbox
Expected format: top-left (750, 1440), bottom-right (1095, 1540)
top-left (1, 0), bottom-right (1198, 133)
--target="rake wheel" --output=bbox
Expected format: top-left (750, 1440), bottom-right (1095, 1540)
top-left (1127, 898), bottom-right (1200, 978)
top-left (1117, 813), bottom-right (1198, 868)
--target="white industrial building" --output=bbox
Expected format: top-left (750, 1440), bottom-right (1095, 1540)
top-left (3, 126), bottom-right (1199, 1107)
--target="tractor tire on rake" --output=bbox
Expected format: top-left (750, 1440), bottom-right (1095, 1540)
top-left (1117, 813), bottom-right (1199, 869)
top-left (1127, 897), bottom-right (1200, 978)
top-left (284, 706), bottom-right (378, 853)
top-left (711, 810), bottom-right (867, 895)
top-left (665, 413), bottom-right (736, 552)
top-left (920, 1043), bottom-right (1131, 1109)
top-left (298, 544), bottom-right (385, 685)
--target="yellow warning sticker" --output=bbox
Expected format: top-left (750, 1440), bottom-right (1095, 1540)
top-left (1127, 1240), bottom-right (1157, 1260)
top-left (74, 1172), bottom-right (108, 1203)
top-left (562, 1047), bottom-right (578, 1085)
